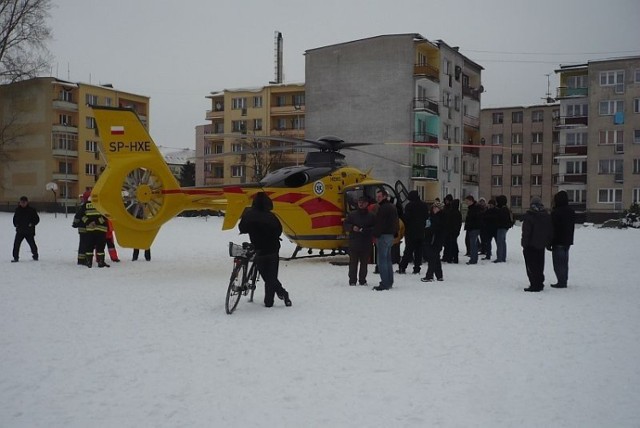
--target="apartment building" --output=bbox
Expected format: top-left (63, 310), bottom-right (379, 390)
top-left (198, 84), bottom-right (305, 186)
top-left (478, 104), bottom-right (560, 214)
top-left (555, 56), bottom-right (640, 222)
top-left (0, 77), bottom-right (149, 212)
top-left (304, 34), bottom-right (483, 202)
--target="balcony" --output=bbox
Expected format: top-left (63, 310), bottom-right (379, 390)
top-left (556, 116), bottom-right (588, 128)
top-left (270, 128), bottom-right (305, 138)
top-left (413, 132), bottom-right (438, 146)
top-left (52, 124), bottom-right (78, 133)
top-left (462, 86), bottom-right (481, 101)
top-left (559, 174), bottom-right (587, 184)
top-left (411, 165), bottom-right (438, 180)
top-left (463, 174), bottom-right (478, 184)
top-left (52, 148), bottom-right (78, 158)
top-left (556, 87), bottom-right (588, 98)
top-left (206, 109), bottom-right (224, 120)
top-left (271, 105), bottom-right (305, 116)
top-left (463, 113), bottom-right (479, 129)
top-left (557, 145), bottom-right (588, 156)
top-left (52, 99), bottom-right (78, 111)
top-left (413, 97), bottom-right (439, 114)
top-left (52, 172), bottom-right (78, 181)
top-left (463, 146), bottom-right (480, 156)
top-left (414, 64), bottom-right (439, 81)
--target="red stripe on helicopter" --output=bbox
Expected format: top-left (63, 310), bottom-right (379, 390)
top-left (272, 193), bottom-right (307, 204)
top-left (311, 215), bottom-right (343, 229)
top-left (300, 198), bottom-right (341, 215)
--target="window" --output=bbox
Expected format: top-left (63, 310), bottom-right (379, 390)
top-left (443, 124), bottom-right (450, 140)
top-left (532, 110), bottom-right (544, 122)
top-left (85, 94), bottom-right (98, 105)
top-left (599, 100), bottom-right (624, 115)
top-left (567, 75), bottom-right (588, 89)
top-left (232, 98), bottom-right (247, 109)
top-left (512, 175), bottom-right (522, 186)
top-left (633, 159), bottom-right (640, 174)
top-left (59, 89), bottom-right (72, 102)
top-left (231, 143), bottom-right (243, 152)
top-left (276, 118), bottom-right (287, 130)
top-left (511, 196), bottom-right (522, 207)
top-left (552, 131), bottom-right (560, 143)
top-left (512, 153), bottom-right (523, 165)
top-left (275, 95), bottom-right (287, 107)
top-left (492, 112), bottom-right (503, 124)
top-left (58, 161), bottom-right (72, 174)
top-left (85, 164), bottom-right (98, 175)
top-left (600, 70), bottom-right (624, 86)
top-left (598, 188), bottom-right (622, 203)
top-left (532, 175), bottom-right (542, 186)
top-left (213, 166), bottom-right (224, 179)
top-left (214, 144), bottom-right (223, 154)
top-left (104, 97), bottom-right (112, 107)
top-left (512, 133), bottom-right (523, 145)
top-left (532, 132), bottom-right (543, 143)
top-left (633, 188), bottom-right (640, 203)
top-left (204, 144), bottom-right (212, 155)
top-left (492, 175), bottom-right (503, 186)
top-left (491, 134), bottom-right (504, 145)
top-left (566, 132), bottom-right (588, 146)
top-left (491, 154), bottom-right (503, 165)
top-left (512, 111), bottom-right (523, 123)
top-left (635, 130), bottom-right (640, 144)
top-left (454, 95), bottom-right (460, 111)
top-left (566, 160), bottom-right (587, 174)
top-left (85, 140), bottom-right (98, 152)
top-left (454, 127), bottom-right (460, 143)
top-left (598, 159), bottom-right (623, 174)
top-left (634, 98), bottom-right (640, 113)
top-left (231, 165), bottom-right (245, 178)
top-left (532, 153), bottom-right (542, 165)
top-left (443, 91), bottom-right (451, 107)
top-left (59, 114), bottom-right (72, 126)
top-left (253, 96), bottom-right (263, 108)
top-left (293, 94), bottom-right (305, 107)
top-left (566, 189), bottom-right (587, 203)
top-left (52, 132), bottom-right (77, 151)
top-left (231, 120), bottom-right (246, 132)
top-left (253, 118), bottom-right (263, 131)
top-left (566, 104), bottom-right (588, 117)
top-left (85, 117), bottom-right (96, 129)
top-left (599, 130), bottom-right (624, 145)
top-left (636, 69), bottom-right (640, 83)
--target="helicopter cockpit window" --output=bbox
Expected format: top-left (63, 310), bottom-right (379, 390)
top-left (283, 171), bottom-right (310, 188)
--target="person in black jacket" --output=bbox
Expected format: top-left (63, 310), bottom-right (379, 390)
top-left (442, 197), bottom-right (462, 263)
top-left (344, 196), bottom-right (376, 285)
top-left (464, 195), bottom-right (482, 265)
top-left (372, 188), bottom-right (399, 291)
top-left (12, 196), bottom-right (40, 262)
top-left (521, 196), bottom-right (553, 292)
top-left (421, 201), bottom-right (445, 282)
top-left (493, 195), bottom-right (514, 263)
top-left (239, 192), bottom-right (291, 307)
top-left (550, 190), bottom-right (575, 288)
top-left (397, 190), bottom-right (428, 274)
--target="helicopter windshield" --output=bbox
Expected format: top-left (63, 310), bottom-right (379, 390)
top-left (344, 184), bottom-right (397, 213)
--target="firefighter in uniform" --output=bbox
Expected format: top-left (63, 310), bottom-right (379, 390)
top-left (75, 191), bottom-right (110, 268)
top-left (72, 192), bottom-right (90, 265)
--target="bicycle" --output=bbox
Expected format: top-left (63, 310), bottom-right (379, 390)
top-left (226, 242), bottom-right (260, 314)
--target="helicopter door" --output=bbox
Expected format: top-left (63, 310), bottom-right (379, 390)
top-left (394, 180), bottom-right (409, 206)
top-left (343, 184), bottom-right (399, 214)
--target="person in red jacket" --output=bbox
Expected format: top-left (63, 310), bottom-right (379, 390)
top-left (105, 219), bottom-right (120, 262)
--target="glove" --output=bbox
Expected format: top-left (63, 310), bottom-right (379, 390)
top-left (546, 245), bottom-right (552, 251)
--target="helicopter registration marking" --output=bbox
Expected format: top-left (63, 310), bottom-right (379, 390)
top-left (108, 141), bottom-right (151, 152)
top-left (313, 181), bottom-right (325, 196)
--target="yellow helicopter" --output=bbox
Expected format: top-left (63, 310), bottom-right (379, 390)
top-left (89, 106), bottom-right (406, 259)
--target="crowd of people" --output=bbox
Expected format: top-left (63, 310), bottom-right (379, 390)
top-left (343, 189), bottom-right (575, 293)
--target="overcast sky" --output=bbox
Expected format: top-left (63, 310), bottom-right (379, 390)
top-left (48, 0), bottom-right (640, 149)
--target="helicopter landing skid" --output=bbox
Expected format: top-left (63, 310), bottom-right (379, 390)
top-left (281, 245), bottom-right (347, 261)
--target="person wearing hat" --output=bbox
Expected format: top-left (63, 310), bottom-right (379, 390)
top-left (397, 190), bottom-right (429, 275)
top-left (12, 196), bottom-right (40, 262)
top-left (521, 196), bottom-right (553, 292)
top-left (344, 196), bottom-right (376, 285)
top-left (421, 201), bottom-right (445, 282)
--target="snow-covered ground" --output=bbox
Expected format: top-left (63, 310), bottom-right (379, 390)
top-left (1, 212), bottom-right (639, 427)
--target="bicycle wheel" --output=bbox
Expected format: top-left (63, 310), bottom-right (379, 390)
top-left (248, 262), bottom-right (259, 303)
top-left (225, 262), bottom-right (246, 314)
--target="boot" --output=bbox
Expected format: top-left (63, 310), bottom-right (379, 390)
top-left (85, 255), bottom-right (93, 268)
top-left (97, 255), bottom-right (110, 268)
top-left (108, 247), bottom-right (120, 262)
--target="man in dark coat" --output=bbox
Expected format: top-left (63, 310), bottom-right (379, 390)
top-left (493, 194), bottom-right (513, 263)
top-left (479, 198), bottom-right (498, 260)
top-left (464, 195), bottom-right (482, 265)
top-left (397, 190), bottom-right (428, 274)
top-left (239, 192), bottom-right (292, 307)
top-left (344, 196), bottom-right (376, 285)
top-left (372, 188), bottom-right (399, 290)
top-left (550, 190), bottom-right (575, 288)
top-left (442, 197), bottom-right (462, 263)
top-left (521, 196), bottom-right (553, 292)
top-left (421, 201), bottom-right (445, 282)
top-left (12, 196), bottom-right (40, 262)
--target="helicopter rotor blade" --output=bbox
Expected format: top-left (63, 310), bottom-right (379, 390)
top-left (348, 147), bottom-right (412, 168)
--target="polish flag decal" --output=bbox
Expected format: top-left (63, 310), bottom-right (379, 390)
top-left (110, 126), bottom-right (125, 135)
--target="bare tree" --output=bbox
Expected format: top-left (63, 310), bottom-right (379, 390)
top-left (0, 0), bottom-right (53, 83)
top-left (240, 137), bottom-right (297, 182)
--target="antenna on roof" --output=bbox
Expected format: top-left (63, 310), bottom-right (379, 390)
top-left (543, 73), bottom-right (555, 103)
top-left (270, 31), bottom-right (283, 84)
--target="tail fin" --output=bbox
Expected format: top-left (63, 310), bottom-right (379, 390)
top-left (91, 107), bottom-right (189, 249)
top-left (221, 187), bottom-right (253, 230)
